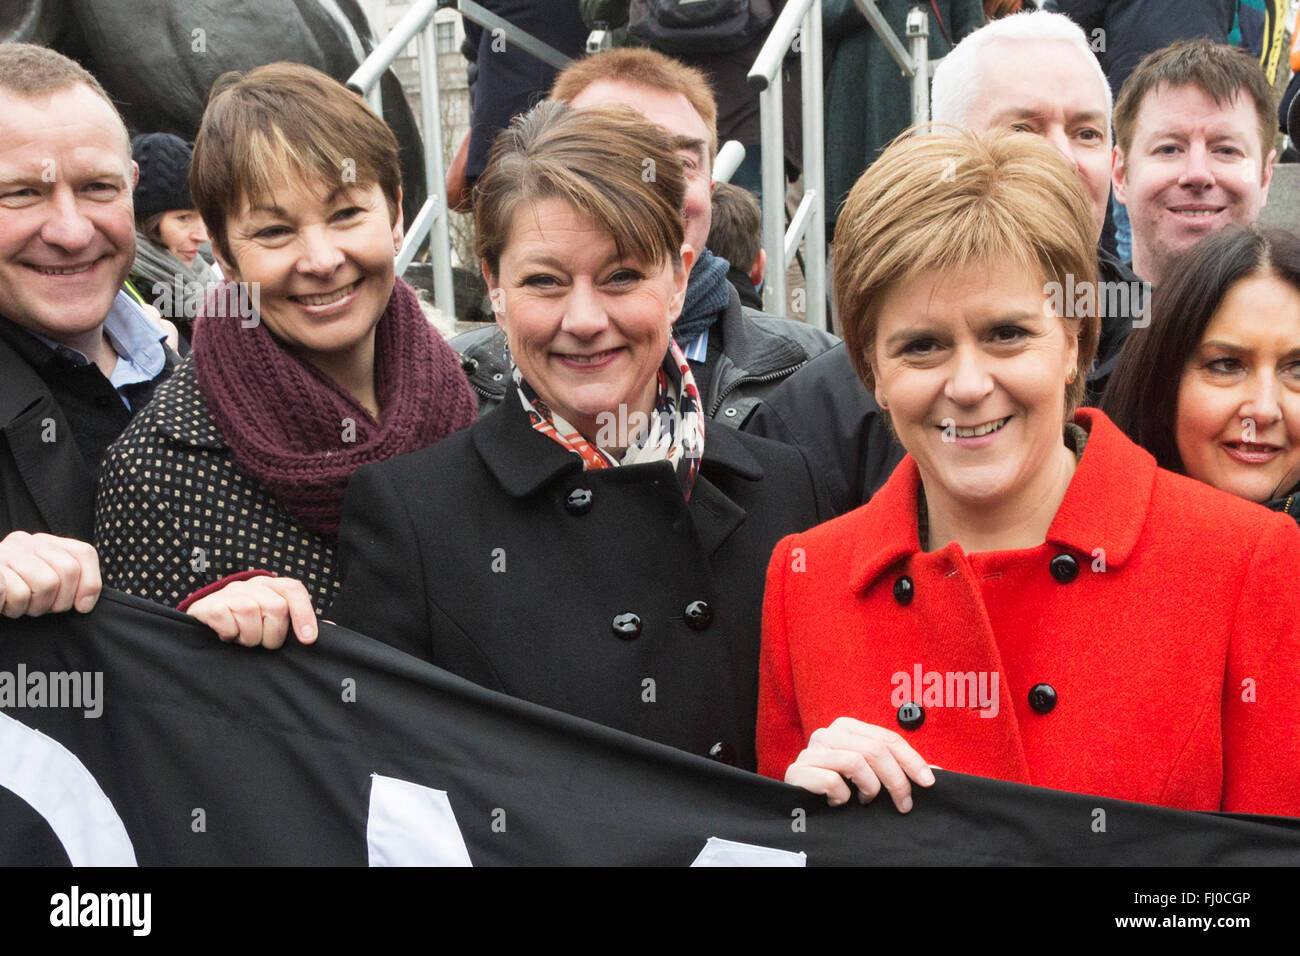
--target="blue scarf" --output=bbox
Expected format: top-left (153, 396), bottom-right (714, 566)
top-left (673, 248), bottom-right (732, 348)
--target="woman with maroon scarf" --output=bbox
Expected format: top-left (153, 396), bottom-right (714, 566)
top-left (94, 63), bottom-right (477, 630)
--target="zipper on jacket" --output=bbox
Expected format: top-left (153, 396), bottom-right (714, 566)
top-left (708, 360), bottom-right (807, 417)
top-left (468, 379), bottom-right (502, 402)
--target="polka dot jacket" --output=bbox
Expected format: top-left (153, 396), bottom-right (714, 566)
top-left (95, 359), bottom-right (339, 612)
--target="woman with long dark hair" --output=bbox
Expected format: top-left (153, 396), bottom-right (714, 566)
top-left (1104, 226), bottom-right (1300, 522)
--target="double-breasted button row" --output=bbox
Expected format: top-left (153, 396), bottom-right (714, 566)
top-left (893, 554), bottom-right (1080, 605)
top-left (895, 687), bottom-right (1057, 726)
top-left (610, 602), bottom-right (714, 639)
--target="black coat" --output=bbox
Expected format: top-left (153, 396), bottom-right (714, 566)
top-left (743, 342), bottom-right (905, 517)
top-left (0, 324), bottom-right (175, 539)
top-left (1043, 1), bottom-right (1235, 96)
top-left (0, 334), bottom-right (95, 538)
top-left (332, 399), bottom-right (823, 771)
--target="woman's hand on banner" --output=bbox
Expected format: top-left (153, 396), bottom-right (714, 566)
top-left (185, 576), bottom-right (318, 649)
top-left (784, 716), bottom-right (936, 813)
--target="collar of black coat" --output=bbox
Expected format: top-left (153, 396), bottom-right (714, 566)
top-left (849, 408), bottom-right (1153, 591)
top-left (472, 392), bottom-right (764, 498)
top-left (0, 319), bottom-right (53, 425)
top-left (0, 313), bottom-right (72, 389)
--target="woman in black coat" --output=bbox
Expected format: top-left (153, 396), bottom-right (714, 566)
top-left (1103, 226), bottom-right (1300, 525)
top-left (328, 102), bottom-right (822, 770)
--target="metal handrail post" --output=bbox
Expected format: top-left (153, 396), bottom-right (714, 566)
top-left (349, 0), bottom-right (441, 95)
top-left (906, 4), bottom-right (930, 126)
top-left (749, 0), bottom-right (814, 316)
top-left (417, 21), bottom-right (455, 317)
top-left (759, 79), bottom-right (785, 314)
top-left (851, 0), bottom-right (917, 75)
top-left (800, 0), bottom-right (826, 331)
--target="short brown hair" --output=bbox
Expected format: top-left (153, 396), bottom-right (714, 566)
top-left (0, 42), bottom-right (114, 101)
top-left (474, 101), bottom-right (686, 278)
top-left (834, 127), bottom-right (1099, 416)
top-left (190, 62), bottom-right (402, 264)
top-left (549, 47), bottom-right (718, 163)
top-left (1114, 39), bottom-right (1275, 160)
top-left (0, 43), bottom-right (127, 154)
top-left (707, 182), bottom-right (761, 272)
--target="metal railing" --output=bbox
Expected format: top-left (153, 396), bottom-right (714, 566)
top-left (354, 0), bottom-right (930, 328)
top-left (748, 0), bottom-right (826, 330)
top-left (348, 0), bottom-right (452, 317)
top-left (347, 0), bottom-right (573, 321)
top-left (852, 0), bottom-right (933, 129)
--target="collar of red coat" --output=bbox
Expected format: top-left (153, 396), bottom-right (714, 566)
top-left (848, 408), bottom-right (1158, 591)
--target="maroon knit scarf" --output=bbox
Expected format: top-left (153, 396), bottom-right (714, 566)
top-left (192, 277), bottom-right (477, 536)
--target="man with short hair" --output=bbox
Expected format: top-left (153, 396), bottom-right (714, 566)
top-left (453, 47), bottom-right (837, 428)
top-left (707, 182), bottom-right (766, 310)
top-left (745, 9), bottom-right (1139, 516)
top-left (0, 43), bottom-right (175, 615)
top-left (1112, 38), bottom-right (1276, 287)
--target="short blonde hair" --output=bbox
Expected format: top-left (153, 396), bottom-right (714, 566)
top-left (549, 47), bottom-right (718, 163)
top-left (834, 127), bottom-right (1100, 416)
top-left (190, 62), bottom-right (401, 264)
top-left (474, 101), bottom-right (686, 278)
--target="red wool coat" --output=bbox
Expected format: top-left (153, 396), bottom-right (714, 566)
top-left (757, 409), bottom-right (1300, 817)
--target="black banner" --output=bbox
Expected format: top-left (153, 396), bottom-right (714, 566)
top-left (2, 591), bottom-right (1298, 866)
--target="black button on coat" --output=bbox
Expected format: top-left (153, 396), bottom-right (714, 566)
top-left (333, 400), bottom-right (823, 772)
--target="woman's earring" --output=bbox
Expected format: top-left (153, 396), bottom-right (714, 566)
top-left (878, 395), bottom-right (889, 409)
top-left (1066, 367), bottom-right (1078, 384)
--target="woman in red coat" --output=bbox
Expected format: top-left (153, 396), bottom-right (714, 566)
top-left (757, 129), bottom-right (1300, 817)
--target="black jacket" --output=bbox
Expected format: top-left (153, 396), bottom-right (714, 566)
top-left (451, 284), bottom-right (839, 429)
top-left (0, 323), bottom-right (175, 539)
top-left (332, 400), bottom-right (823, 771)
top-left (95, 361), bottom-right (339, 612)
top-left (1267, 491), bottom-right (1300, 526)
top-left (1089, 245), bottom-right (1141, 406)
top-left (1043, 1), bottom-right (1235, 96)
top-left (742, 342), bottom-right (904, 517)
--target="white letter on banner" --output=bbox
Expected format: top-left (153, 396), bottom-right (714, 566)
top-left (690, 836), bottom-right (806, 866)
top-left (366, 773), bottom-right (473, 866)
top-left (0, 712), bottom-right (136, 865)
